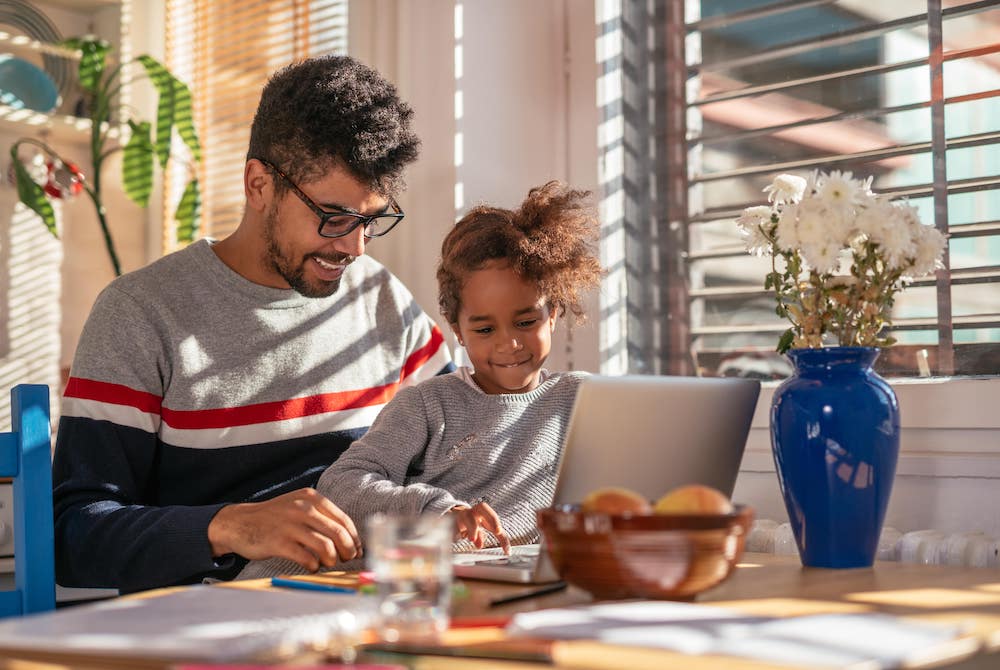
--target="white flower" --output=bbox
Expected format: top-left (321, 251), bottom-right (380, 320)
top-left (815, 170), bottom-right (866, 212)
top-left (875, 203), bottom-right (920, 270)
top-left (908, 224), bottom-right (947, 277)
top-left (736, 206), bottom-right (773, 255)
top-left (774, 202), bottom-right (800, 251)
top-left (763, 173), bottom-right (806, 205)
top-left (793, 197), bottom-right (829, 248)
top-left (800, 239), bottom-right (843, 275)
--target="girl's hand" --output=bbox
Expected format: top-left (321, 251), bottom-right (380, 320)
top-left (449, 501), bottom-right (512, 555)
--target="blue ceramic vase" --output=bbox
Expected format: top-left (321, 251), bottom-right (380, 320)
top-left (770, 347), bottom-right (899, 568)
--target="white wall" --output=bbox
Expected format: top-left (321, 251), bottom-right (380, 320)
top-left (353, 0), bottom-right (601, 371)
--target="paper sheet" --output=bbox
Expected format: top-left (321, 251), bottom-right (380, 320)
top-left (507, 600), bottom-right (970, 669)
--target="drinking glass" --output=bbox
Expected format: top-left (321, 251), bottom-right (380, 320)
top-left (366, 513), bottom-right (454, 642)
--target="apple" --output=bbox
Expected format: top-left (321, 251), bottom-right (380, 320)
top-left (653, 484), bottom-right (734, 515)
top-left (580, 486), bottom-right (653, 515)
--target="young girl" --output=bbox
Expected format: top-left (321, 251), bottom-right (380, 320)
top-left (238, 181), bottom-right (602, 578)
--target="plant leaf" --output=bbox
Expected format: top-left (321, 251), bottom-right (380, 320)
top-left (776, 328), bottom-right (795, 354)
top-left (62, 37), bottom-right (110, 93)
top-left (174, 178), bottom-right (201, 243)
top-left (122, 120), bottom-right (154, 207)
top-left (137, 55), bottom-right (202, 167)
top-left (10, 150), bottom-right (57, 237)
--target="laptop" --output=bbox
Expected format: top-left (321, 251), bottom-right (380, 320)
top-left (452, 374), bottom-right (761, 583)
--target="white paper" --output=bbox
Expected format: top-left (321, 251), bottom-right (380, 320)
top-left (0, 585), bottom-right (374, 663)
top-left (507, 601), bottom-right (967, 669)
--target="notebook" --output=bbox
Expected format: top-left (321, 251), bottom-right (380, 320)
top-left (453, 374), bottom-right (761, 583)
top-left (0, 584), bottom-right (373, 665)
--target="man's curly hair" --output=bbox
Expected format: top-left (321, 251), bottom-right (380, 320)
top-left (438, 181), bottom-right (604, 325)
top-left (247, 55), bottom-right (419, 195)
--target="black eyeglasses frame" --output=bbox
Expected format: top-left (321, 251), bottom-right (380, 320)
top-left (255, 158), bottom-right (404, 239)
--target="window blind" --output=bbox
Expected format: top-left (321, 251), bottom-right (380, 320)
top-left (613, 0), bottom-right (999, 378)
top-left (163, 0), bottom-right (348, 250)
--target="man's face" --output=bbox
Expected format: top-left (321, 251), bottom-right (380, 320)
top-left (262, 165), bottom-right (389, 298)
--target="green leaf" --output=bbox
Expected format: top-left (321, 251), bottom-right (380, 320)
top-left (174, 178), bottom-right (201, 243)
top-left (122, 120), bottom-right (154, 207)
top-left (62, 38), bottom-right (110, 93)
top-left (137, 55), bottom-right (202, 167)
top-left (10, 150), bottom-right (57, 237)
top-left (776, 328), bottom-right (795, 354)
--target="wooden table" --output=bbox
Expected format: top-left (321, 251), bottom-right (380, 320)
top-left (2, 553), bottom-right (1000, 669)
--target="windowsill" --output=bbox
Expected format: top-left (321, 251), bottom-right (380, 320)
top-left (752, 375), bottom-right (1000, 430)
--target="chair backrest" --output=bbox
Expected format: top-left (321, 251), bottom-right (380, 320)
top-left (0, 384), bottom-right (55, 618)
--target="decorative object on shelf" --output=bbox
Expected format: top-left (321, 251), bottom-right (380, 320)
top-left (736, 170), bottom-right (947, 569)
top-left (10, 37), bottom-right (201, 277)
top-left (0, 55), bottom-right (59, 112)
top-left (42, 158), bottom-right (84, 199)
top-left (0, 0), bottom-right (70, 103)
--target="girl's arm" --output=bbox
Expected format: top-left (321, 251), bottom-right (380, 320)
top-left (315, 386), bottom-right (467, 523)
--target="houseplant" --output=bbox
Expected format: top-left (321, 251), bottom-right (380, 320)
top-left (9, 37), bottom-right (201, 276)
top-left (736, 170), bottom-right (947, 568)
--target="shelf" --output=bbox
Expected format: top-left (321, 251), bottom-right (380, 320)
top-left (0, 103), bottom-right (101, 145)
top-left (0, 30), bottom-right (80, 60)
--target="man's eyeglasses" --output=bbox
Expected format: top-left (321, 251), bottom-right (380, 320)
top-left (256, 158), bottom-right (404, 239)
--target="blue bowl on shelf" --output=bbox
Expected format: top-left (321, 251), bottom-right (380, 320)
top-left (0, 55), bottom-right (59, 113)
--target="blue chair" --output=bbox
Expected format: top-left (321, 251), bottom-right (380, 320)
top-left (0, 384), bottom-right (55, 618)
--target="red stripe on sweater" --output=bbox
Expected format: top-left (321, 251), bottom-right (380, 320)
top-left (65, 377), bottom-right (398, 430)
top-left (159, 383), bottom-right (399, 429)
top-left (64, 377), bottom-right (163, 414)
top-left (402, 326), bottom-right (446, 380)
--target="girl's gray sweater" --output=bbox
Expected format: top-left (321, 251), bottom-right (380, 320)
top-left (238, 370), bottom-right (586, 578)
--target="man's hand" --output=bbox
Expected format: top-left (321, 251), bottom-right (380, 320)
top-left (208, 488), bottom-right (362, 572)
top-left (449, 501), bottom-right (512, 555)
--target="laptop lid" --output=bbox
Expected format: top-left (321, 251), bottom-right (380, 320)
top-left (553, 374), bottom-right (761, 505)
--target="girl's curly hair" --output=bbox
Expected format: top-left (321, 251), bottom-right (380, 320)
top-left (438, 181), bottom-right (604, 325)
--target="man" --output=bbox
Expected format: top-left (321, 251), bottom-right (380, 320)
top-left (52, 56), bottom-right (452, 593)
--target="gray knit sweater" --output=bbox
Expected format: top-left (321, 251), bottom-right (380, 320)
top-left (237, 369), bottom-right (586, 578)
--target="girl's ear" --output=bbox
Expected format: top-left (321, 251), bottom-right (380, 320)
top-left (450, 323), bottom-right (465, 347)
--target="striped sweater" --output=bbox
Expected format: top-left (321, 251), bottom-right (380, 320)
top-left (52, 240), bottom-right (452, 593)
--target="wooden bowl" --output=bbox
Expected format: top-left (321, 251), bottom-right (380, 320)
top-left (536, 504), bottom-right (754, 600)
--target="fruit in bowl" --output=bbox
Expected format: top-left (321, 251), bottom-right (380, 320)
top-left (580, 486), bottom-right (653, 515)
top-left (537, 484), bottom-right (752, 600)
top-left (653, 484), bottom-right (734, 515)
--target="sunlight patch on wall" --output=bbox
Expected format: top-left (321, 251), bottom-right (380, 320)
top-left (595, 0), bottom-right (627, 375)
top-left (453, 2), bottom-right (465, 218)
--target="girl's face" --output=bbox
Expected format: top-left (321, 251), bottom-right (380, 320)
top-left (451, 261), bottom-right (557, 395)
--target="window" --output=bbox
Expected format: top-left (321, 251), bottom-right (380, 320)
top-left (607, 0), bottom-right (999, 378)
top-left (163, 0), bottom-right (348, 249)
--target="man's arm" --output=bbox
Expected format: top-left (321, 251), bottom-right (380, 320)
top-left (52, 287), bottom-right (236, 591)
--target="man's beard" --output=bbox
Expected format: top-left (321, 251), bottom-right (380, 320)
top-left (263, 206), bottom-right (352, 298)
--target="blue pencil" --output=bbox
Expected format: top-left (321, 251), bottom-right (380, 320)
top-left (270, 576), bottom-right (356, 594)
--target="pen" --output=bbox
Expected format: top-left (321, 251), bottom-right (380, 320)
top-left (488, 581), bottom-right (567, 607)
top-left (270, 576), bottom-right (356, 594)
